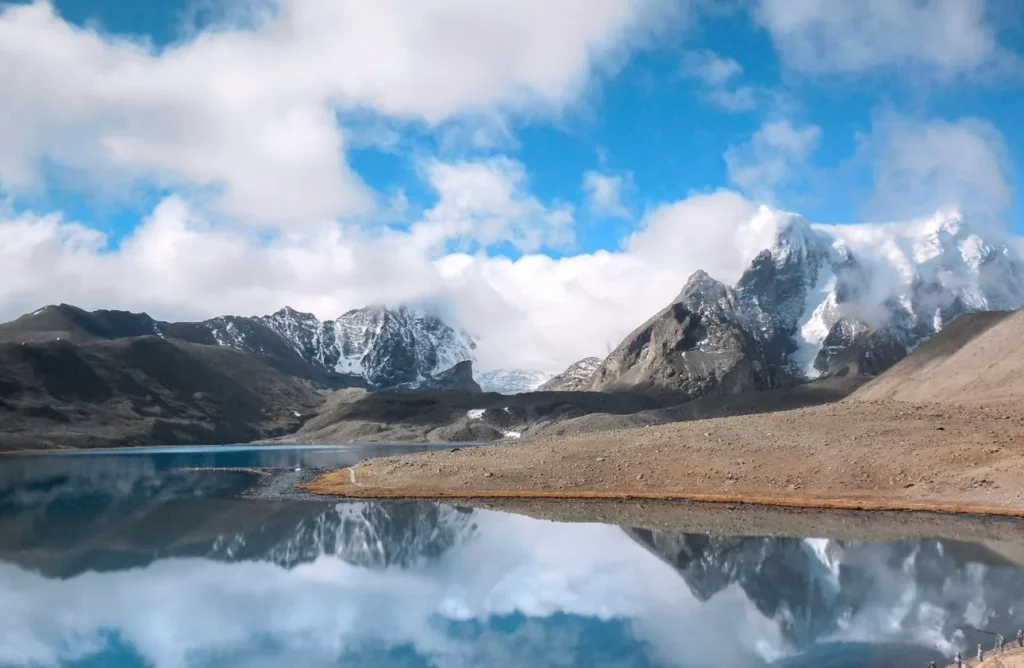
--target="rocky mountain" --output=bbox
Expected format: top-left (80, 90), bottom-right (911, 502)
top-left (0, 303), bottom-right (477, 391)
top-left (585, 207), bottom-right (1024, 395)
top-left (588, 271), bottom-right (780, 394)
top-left (475, 369), bottom-right (551, 394)
top-left (628, 528), bottom-right (1024, 656)
top-left (260, 305), bottom-right (476, 389)
top-left (538, 357), bottom-right (601, 391)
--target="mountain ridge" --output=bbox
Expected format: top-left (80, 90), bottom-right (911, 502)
top-left (0, 302), bottom-right (477, 392)
top-left (582, 207), bottom-right (1024, 396)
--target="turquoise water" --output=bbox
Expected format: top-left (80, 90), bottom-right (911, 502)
top-left (1, 447), bottom-right (1022, 667)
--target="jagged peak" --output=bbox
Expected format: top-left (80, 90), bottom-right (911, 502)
top-left (678, 269), bottom-right (730, 301)
top-left (268, 306), bottom-right (318, 320)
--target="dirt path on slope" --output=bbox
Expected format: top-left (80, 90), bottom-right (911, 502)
top-left (302, 398), bottom-right (1024, 519)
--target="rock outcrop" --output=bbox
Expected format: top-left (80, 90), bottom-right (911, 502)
top-left (538, 357), bottom-right (601, 391)
top-left (587, 272), bottom-right (776, 395)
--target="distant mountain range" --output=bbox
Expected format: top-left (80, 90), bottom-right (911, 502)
top-left (0, 303), bottom-right (479, 392)
top-left (557, 207), bottom-right (1024, 395)
top-left (2, 206), bottom-right (1022, 448)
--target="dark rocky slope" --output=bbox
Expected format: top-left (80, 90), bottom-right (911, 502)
top-left (0, 336), bottom-right (322, 450)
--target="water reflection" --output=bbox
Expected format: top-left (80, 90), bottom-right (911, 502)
top-left (1, 453), bottom-right (1023, 667)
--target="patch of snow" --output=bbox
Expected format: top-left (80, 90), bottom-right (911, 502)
top-left (292, 411), bottom-right (301, 418)
top-left (790, 267), bottom-right (837, 378)
top-left (466, 409), bottom-right (486, 420)
top-left (475, 369), bottom-right (551, 394)
top-left (503, 431), bottom-right (521, 439)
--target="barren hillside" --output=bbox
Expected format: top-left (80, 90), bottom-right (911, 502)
top-left (853, 310), bottom-right (1024, 403)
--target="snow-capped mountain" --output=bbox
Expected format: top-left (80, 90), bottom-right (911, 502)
top-left (590, 206), bottom-right (1024, 392)
top-left (475, 369), bottom-right (552, 394)
top-left (260, 305), bottom-right (476, 388)
top-left (2, 303), bottom-right (477, 390)
top-left (741, 206), bottom-right (1024, 378)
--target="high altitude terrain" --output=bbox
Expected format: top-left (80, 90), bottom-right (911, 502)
top-left (0, 303), bottom-right (480, 449)
top-left (3, 206), bottom-right (1023, 450)
top-left (308, 308), bottom-right (1024, 516)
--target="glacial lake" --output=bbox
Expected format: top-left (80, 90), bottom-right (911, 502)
top-left (1, 446), bottom-right (1023, 668)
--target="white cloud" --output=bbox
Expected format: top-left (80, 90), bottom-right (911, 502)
top-left (705, 86), bottom-right (760, 113)
top-left (0, 0), bottom-right (677, 227)
top-left (860, 114), bottom-right (1013, 226)
top-left (724, 119), bottom-right (822, 203)
top-left (581, 171), bottom-right (631, 219)
top-left (416, 157), bottom-right (575, 253)
top-left (0, 183), bottom-right (776, 373)
top-left (680, 49), bottom-right (742, 86)
top-left (680, 49), bottom-right (760, 112)
top-left (756, 0), bottom-right (1010, 77)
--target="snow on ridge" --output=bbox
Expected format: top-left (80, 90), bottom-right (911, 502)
top-left (253, 303), bottom-right (475, 388)
top-left (740, 206), bottom-right (1024, 379)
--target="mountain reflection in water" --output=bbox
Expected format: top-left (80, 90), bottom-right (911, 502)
top-left (1, 451), bottom-right (1023, 667)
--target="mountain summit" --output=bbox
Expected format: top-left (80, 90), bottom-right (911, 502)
top-left (587, 207), bottom-right (1024, 394)
top-left (261, 305), bottom-right (476, 388)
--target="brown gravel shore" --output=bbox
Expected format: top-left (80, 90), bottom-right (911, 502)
top-left (967, 645), bottom-right (1024, 667)
top-left (302, 398), bottom-right (1024, 519)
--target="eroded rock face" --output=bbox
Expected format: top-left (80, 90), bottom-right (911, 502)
top-left (587, 272), bottom-right (775, 396)
top-left (814, 319), bottom-right (907, 377)
top-left (538, 357), bottom-right (602, 391)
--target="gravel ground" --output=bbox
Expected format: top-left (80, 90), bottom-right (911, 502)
top-left (303, 398), bottom-right (1024, 520)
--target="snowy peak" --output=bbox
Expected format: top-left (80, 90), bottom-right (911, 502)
top-left (656, 208), bottom-right (1024, 385)
top-left (256, 304), bottom-right (476, 389)
top-left (751, 205), bottom-right (829, 265)
top-left (329, 306), bottom-right (476, 387)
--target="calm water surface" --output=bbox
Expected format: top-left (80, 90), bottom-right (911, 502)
top-left (1, 446), bottom-right (1023, 668)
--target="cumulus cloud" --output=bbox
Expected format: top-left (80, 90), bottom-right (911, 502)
top-left (756, 0), bottom-right (1012, 77)
top-left (416, 157), bottom-right (575, 254)
top-left (0, 183), bottom-right (778, 372)
top-left (680, 49), bottom-right (742, 86)
top-left (581, 171), bottom-right (631, 219)
top-left (0, 0), bottom-right (676, 227)
top-left (724, 119), bottom-right (822, 203)
top-left (859, 114), bottom-right (1013, 226)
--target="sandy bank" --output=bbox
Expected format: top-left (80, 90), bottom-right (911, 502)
top-left (302, 398), bottom-right (1024, 522)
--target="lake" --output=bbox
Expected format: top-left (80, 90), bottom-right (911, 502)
top-left (1, 445), bottom-right (1023, 668)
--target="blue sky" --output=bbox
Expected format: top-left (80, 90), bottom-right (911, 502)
top-left (1, 0), bottom-right (1023, 369)
top-left (7, 0), bottom-right (1024, 248)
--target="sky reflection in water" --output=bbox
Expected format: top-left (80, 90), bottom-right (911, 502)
top-left (0, 449), bottom-right (1022, 668)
